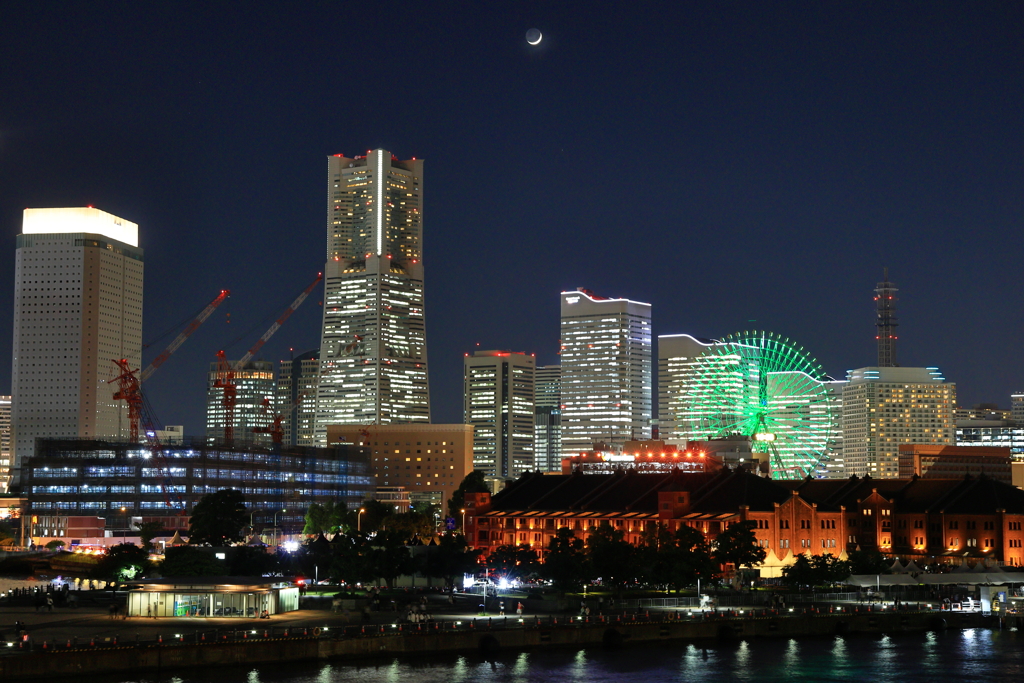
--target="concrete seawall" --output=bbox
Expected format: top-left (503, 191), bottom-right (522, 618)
top-left (0, 611), bottom-right (998, 681)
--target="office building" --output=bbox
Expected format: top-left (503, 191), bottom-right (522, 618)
top-left (11, 208), bottom-right (143, 489)
top-left (956, 422), bottom-right (1024, 458)
top-left (954, 405), bottom-right (1012, 422)
top-left (315, 150), bottom-right (429, 441)
top-left (0, 396), bottom-right (10, 492)
top-left (897, 444), bottom-right (1012, 484)
top-left (23, 438), bottom-right (373, 542)
top-left (533, 365), bottom-right (562, 472)
top-left (277, 350), bottom-right (320, 447)
top-left (463, 350), bottom-right (535, 478)
top-left (840, 367), bottom-right (956, 479)
top-left (206, 360), bottom-right (276, 445)
top-left (657, 334), bottom-right (722, 446)
top-left (1012, 393), bottom-right (1024, 425)
top-left (560, 288), bottom-right (652, 456)
top-left (327, 423), bottom-right (473, 512)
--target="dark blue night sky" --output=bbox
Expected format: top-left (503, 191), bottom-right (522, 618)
top-left (1, 3), bottom-right (1022, 432)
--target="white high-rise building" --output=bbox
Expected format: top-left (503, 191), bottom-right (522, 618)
top-left (11, 208), bottom-right (143, 487)
top-left (840, 367), bottom-right (955, 478)
top-left (463, 350), bottom-right (535, 478)
top-left (0, 396), bottom-right (10, 492)
top-left (657, 334), bottom-right (722, 445)
top-left (315, 150), bottom-right (429, 440)
top-left (560, 288), bottom-right (652, 455)
top-left (534, 365), bottom-right (562, 472)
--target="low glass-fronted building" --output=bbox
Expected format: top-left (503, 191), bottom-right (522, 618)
top-left (24, 438), bottom-right (373, 536)
top-left (127, 577), bottom-right (298, 618)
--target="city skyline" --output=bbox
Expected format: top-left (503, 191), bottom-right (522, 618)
top-left (1, 5), bottom-right (1022, 436)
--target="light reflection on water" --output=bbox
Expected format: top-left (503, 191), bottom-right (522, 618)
top-left (88, 629), bottom-right (1024, 683)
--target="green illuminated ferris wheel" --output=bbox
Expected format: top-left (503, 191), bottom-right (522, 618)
top-left (684, 331), bottom-right (835, 479)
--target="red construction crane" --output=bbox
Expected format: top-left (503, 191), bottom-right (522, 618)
top-left (140, 289), bottom-right (230, 382)
top-left (110, 359), bottom-right (185, 512)
top-left (252, 389), bottom-right (313, 446)
top-left (111, 289), bottom-right (230, 440)
top-left (214, 272), bottom-right (323, 446)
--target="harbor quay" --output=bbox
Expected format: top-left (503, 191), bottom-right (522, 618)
top-left (0, 592), bottom-right (1002, 681)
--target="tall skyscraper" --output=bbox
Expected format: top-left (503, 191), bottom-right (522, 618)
top-left (657, 334), bottom-right (721, 446)
top-left (315, 150), bottom-right (429, 440)
top-left (560, 288), bottom-right (652, 455)
top-left (463, 350), bottom-right (535, 478)
top-left (841, 367), bottom-right (955, 478)
top-left (875, 270), bottom-right (898, 367)
top-left (533, 365), bottom-right (562, 472)
top-left (11, 207), bottom-right (143, 488)
top-left (277, 350), bottom-right (320, 447)
top-left (0, 396), bottom-right (10, 492)
top-left (206, 360), bottom-right (276, 445)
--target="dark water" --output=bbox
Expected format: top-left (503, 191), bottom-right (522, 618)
top-left (92, 628), bottom-right (1024, 683)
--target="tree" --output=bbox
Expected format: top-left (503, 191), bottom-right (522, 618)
top-left (45, 539), bottom-right (66, 551)
top-left (188, 489), bottom-right (248, 545)
top-left (93, 543), bottom-right (151, 581)
top-left (134, 521), bottom-right (166, 553)
top-left (782, 554), bottom-right (816, 588)
top-left (421, 532), bottom-right (481, 589)
top-left (447, 470), bottom-right (489, 520)
top-left (365, 530), bottom-right (415, 588)
top-left (360, 499), bottom-right (395, 534)
top-left (643, 524), bottom-right (716, 593)
top-left (541, 528), bottom-right (588, 595)
top-left (810, 553), bottom-right (851, 586)
top-left (847, 549), bottom-right (890, 575)
top-left (160, 546), bottom-right (227, 576)
top-left (713, 520), bottom-right (767, 583)
top-left (586, 522), bottom-right (636, 596)
top-left (486, 543), bottom-right (540, 583)
top-left (303, 501), bottom-right (350, 536)
top-left (226, 546), bottom-right (280, 577)
top-left (384, 511), bottom-right (434, 540)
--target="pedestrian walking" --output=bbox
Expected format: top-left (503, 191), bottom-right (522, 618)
top-left (516, 602), bottom-right (523, 616)
top-left (46, 595), bottom-right (54, 612)
top-left (147, 605), bottom-right (151, 618)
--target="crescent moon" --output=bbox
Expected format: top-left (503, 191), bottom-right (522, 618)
top-left (526, 29), bottom-right (542, 45)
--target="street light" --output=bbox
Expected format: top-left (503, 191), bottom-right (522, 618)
top-left (357, 508), bottom-right (365, 533)
top-left (273, 509), bottom-right (285, 547)
top-left (460, 508), bottom-right (466, 534)
top-left (434, 512), bottom-right (440, 534)
top-left (120, 506), bottom-right (127, 543)
top-left (249, 509), bottom-right (257, 541)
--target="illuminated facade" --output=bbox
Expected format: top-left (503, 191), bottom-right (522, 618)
top-left (277, 350), bottom-right (319, 447)
top-left (956, 423), bottom-right (1024, 458)
top-left (657, 334), bottom-right (722, 446)
top-left (560, 288), bottom-right (652, 456)
top-left (463, 350), bottom-right (535, 478)
top-left (466, 470), bottom-right (1024, 567)
top-left (533, 365), bottom-right (562, 472)
top-left (11, 208), bottom-right (143, 489)
top-left (327, 423), bottom-right (473, 510)
top-left (0, 396), bottom-right (10, 492)
top-left (840, 367), bottom-right (955, 479)
top-left (315, 150), bottom-right (429, 440)
top-left (205, 360), bottom-right (276, 446)
top-left (24, 438), bottom-right (373, 535)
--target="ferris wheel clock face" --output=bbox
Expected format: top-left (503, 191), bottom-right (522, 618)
top-left (685, 331), bottom-right (834, 479)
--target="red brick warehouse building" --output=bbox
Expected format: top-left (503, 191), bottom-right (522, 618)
top-left (464, 468), bottom-right (1024, 574)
